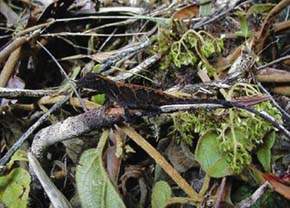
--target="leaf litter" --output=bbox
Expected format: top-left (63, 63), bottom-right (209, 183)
top-left (0, 0), bottom-right (290, 207)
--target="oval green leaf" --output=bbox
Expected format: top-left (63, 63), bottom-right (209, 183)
top-left (257, 131), bottom-right (275, 172)
top-left (76, 131), bottom-right (125, 208)
top-left (195, 130), bottom-right (233, 178)
top-left (0, 168), bottom-right (31, 208)
top-left (151, 181), bottom-right (172, 208)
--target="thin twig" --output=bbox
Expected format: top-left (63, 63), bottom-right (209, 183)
top-left (257, 55), bottom-right (290, 70)
top-left (99, 39), bottom-right (151, 73)
top-left (235, 182), bottom-right (269, 208)
top-left (193, 0), bottom-right (249, 29)
top-left (15, 20), bottom-right (54, 37)
top-left (160, 103), bottom-right (290, 139)
top-left (121, 125), bottom-right (201, 200)
top-left (0, 30), bottom-right (40, 65)
top-left (0, 87), bottom-right (57, 98)
top-left (56, 36), bottom-right (97, 53)
top-left (36, 41), bottom-right (87, 112)
top-left (112, 54), bottom-right (161, 81)
top-left (199, 174), bottom-right (211, 197)
top-left (257, 82), bottom-right (290, 121)
top-left (84, 19), bottom-right (137, 34)
top-left (0, 95), bottom-right (70, 167)
top-left (54, 15), bottom-right (169, 23)
top-left (41, 32), bottom-right (149, 38)
top-left (0, 37), bottom-right (26, 65)
top-left (98, 28), bottom-right (118, 52)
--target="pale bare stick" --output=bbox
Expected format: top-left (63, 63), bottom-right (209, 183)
top-left (0, 87), bottom-right (57, 98)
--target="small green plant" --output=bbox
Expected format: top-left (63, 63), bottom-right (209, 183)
top-left (170, 83), bottom-right (281, 175)
top-left (235, 11), bottom-right (253, 38)
top-left (152, 21), bottom-right (223, 76)
top-left (171, 109), bottom-right (222, 145)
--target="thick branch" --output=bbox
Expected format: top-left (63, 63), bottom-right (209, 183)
top-left (31, 107), bottom-right (126, 158)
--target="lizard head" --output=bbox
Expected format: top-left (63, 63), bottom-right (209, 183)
top-left (77, 73), bottom-right (109, 93)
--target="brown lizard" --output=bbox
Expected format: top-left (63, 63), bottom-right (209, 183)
top-left (76, 73), bottom-right (290, 140)
top-left (77, 73), bottom-right (269, 110)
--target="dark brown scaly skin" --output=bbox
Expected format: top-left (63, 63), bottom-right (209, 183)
top-left (78, 73), bottom-right (180, 110)
top-left (77, 73), bottom-right (265, 110)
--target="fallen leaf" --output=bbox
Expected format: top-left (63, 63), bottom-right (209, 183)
top-left (172, 4), bottom-right (200, 20)
top-left (263, 173), bottom-right (290, 200)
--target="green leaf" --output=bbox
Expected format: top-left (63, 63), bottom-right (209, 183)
top-left (151, 181), bottom-right (172, 208)
top-left (0, 168), bottom-right (31, 208)
top-left (257, 131), bottom-right (275, 172)
top-left (195, 130), bottom-right (233, 178)
top-left (236, 11), bottom-right (253, 38)
top-left (92, 94), bottom-right (105, 105)
top-left (200, 0), bottom-right (212, 16)
top-left (6, 150), bottom-right (28, 170)
top-left (246, 4), bottom-right (275, 17)
top-left (93, 64), bottom-right (102, 72)
top-left (76, 131), bottom-right (126, 208)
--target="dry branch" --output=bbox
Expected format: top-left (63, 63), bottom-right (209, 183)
top-left (31, 107), bottom-right (127, 158)
top-left (0, 88), bottom-right (57, 98)
top-left (235, 182), bottom-right (269, 208)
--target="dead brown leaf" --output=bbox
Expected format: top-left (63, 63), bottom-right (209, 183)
top-left (172, 3), bottom-right (200, 20)
top-left (263, 173), bottom-right (290, 200)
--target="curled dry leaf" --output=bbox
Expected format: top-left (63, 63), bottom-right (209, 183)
top-left (166, 140), bottom-right (199, 173)
top-left (172, 3), bottom-right (200, 20)
top-left (105, 129), bottom-right (123, 185)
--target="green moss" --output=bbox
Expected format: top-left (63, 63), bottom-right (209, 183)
top-left (171, 110), bottom-right (222, 145)
top-left (151, 21), bottom-right (224, 75)
top-left (170, 85), bottom-right (281, 174)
